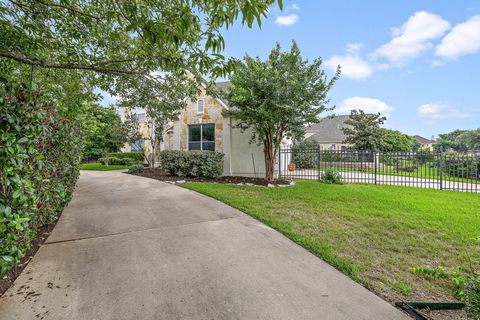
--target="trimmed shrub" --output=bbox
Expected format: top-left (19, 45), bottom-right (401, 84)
top-left (108, 152), bottom-right (144, 162)
top-left (291, 140), bottom-right (317, 169)
top-left (160, 150), bottom-right (224, 178)
top-left (465, 275), bottom-right (480, 320)
top-left (0, 81), bottom-right (81, 275)
top-left (320, 169), bottom-right (344, 184)
top-left (98, 157), bottom-right (136, 166)
top-left (128, 164), bottom-right (145, 174)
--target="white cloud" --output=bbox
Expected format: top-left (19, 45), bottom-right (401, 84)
top-left (435, 15), bottom-right (480, 59)
top-left (289, 3), bottom-right (300, 10)
top-left (373, 11), bottom-right (450, 65)
top-left (325, 54), bottom-right (373, 80)
top-left (337, 97), bottom-right (394, 116)
top-left (275, 14), bottom-right (299, 26)
top-left (325, 43), bottom-right (374, 80)
top-left (417, 103), bottom-right (469, 121)
top-left (346, 42), bottom-right (363, 54)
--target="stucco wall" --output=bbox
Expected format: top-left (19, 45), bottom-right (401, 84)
top-left (228, 125), bottom-right (267, 178)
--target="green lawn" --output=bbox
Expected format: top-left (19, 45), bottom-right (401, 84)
top-left (184, 181), bottom-right (480, 302)
top-left (80, 163), bottom-right (127, 171)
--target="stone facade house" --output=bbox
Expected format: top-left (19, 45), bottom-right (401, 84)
top-left (125, 81), bottom-right (291, 177)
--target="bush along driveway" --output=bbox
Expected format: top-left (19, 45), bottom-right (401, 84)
top-left (184, 181), bottom-right (480, 309)
top-left (0, 171), bottom-right (407, 320)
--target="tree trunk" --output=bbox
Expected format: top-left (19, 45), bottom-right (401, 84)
top-left (263, 135), bottom-right (275, 181)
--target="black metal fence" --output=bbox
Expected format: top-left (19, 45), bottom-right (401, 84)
top-left (278, 146), bottom-right (480, 192)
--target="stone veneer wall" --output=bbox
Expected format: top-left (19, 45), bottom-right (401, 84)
top-left (178, 89), bottom-right (224, 152)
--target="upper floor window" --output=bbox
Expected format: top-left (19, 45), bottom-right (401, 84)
top-left (133, 113), bottom-right (145, 123)
top-left (197, 99), bottom-right (204, 114)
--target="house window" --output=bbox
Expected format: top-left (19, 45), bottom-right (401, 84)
top-left (131, 139), bottom-right (144, 152)
top-left (133, 113), bottom-right (145, 123)
top-left (188, 124), bottom-right (215, 151)
top-left (197, 99), bottom-right (204, 114)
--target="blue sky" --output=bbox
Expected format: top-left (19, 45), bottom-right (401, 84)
top-left (218, 0), bottom-right (480, 138)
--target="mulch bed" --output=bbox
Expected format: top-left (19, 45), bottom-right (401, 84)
top-left (0, 213), bottom-right (61, 297)
top-left (131, 168), bottom-right (291, 186)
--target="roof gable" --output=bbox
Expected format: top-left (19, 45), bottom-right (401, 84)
top-left (305, 115), bottom-right (351, 143)
top-left (414, 135), bottom-right (435, 145)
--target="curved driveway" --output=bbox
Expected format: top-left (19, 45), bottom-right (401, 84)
top-left (0, 171), bottom-right (408, 320)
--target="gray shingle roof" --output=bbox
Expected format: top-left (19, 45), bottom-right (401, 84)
top-left (305, 115), bottom-right (351, 143)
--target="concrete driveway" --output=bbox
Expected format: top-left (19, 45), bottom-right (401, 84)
top-left (0, 171), bottom-right (409, 320)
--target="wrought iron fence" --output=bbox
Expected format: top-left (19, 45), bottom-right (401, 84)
top-left (278, 146), bottom-right (480, 193)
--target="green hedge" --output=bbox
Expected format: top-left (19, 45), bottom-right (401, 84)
top-left (465, 275), bottom-right (480, 320)
top-left (0, 81), bottom-right (82, 275)
top-left (443, 152), bottom-right (480, 179)
top-left (107, 152), bottom-right (144, 162)
top-left (98, 156), bottom-right (138, 166)
top-left (160, 150), bottom-right (224, 178)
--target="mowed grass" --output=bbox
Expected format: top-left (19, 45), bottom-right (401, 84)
top-left (80, 163), bottom-right (127, 171)
top-left (184, 181), bottom-right (480, 302)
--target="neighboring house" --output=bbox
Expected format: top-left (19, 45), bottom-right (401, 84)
top-left (414, 135), bottom-right (435, 150)
top-left (121, 110), bottom-right (156, 163)
top-left (135, 80), bottom-right (290, 177)
top-left (304, 115), bottom-right (351, 150)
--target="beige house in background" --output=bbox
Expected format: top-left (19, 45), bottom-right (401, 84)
top-left (413, 135), bottom-right (435, 150)
top-left (121, 111), bottom-right (156, 162)
top-left (124, 80), bottom-right (291, 177)
top-left (304, 115), bottom-right (352, 150)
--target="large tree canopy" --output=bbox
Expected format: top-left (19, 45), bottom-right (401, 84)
top-left (226, 41), bottom-right (340, 180)
top-left (435, 129), bottom-right (480, 152)
top-left (0, 0), bottom-right (276, 74)
top-left (0, 0), bottom-right (279, 118)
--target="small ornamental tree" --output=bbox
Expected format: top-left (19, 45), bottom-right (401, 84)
top-left (121, 72), bottom-right (198, 168)
top-left (225, 42), bottom-right (340, 180)
top-left (342, 110), bottom-right (386, 150)
top-left (123, 111), bottom-right (147, 164)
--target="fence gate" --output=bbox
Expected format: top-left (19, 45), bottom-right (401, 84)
top-left (278, 146), bottom-right (479, 193)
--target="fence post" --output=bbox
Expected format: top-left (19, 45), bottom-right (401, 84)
top-left (278, 147), bottom-right (282, 179)
top-left (374, 150), bottom-right (378, 185)
top-left (317, 144), bottom-right (321, 181)
top-left (439, 147), bottom-right (444, 190)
